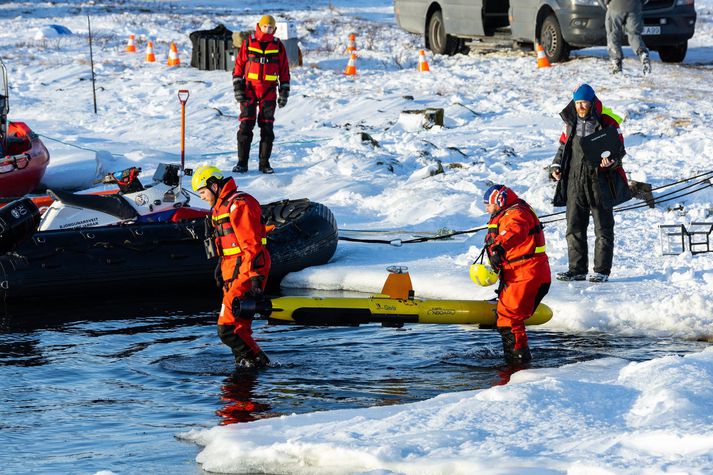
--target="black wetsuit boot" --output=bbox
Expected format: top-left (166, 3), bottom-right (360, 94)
top-left (498, 327), bottom-right (532, 364)
top-left (258, 140), bottom-right (274, 174)
top-left (234, 141), bottom-right (250, 173)
top-left (234, 124), bottom-right (253, 173)
top-left (217, 325), bottom-right (270, 368)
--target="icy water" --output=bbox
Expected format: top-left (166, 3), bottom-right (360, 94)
top-left (0, 296), bottom-right (708, 475)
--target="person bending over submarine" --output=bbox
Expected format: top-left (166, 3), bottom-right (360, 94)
top-left (481, 185), bottom-right (551, 364)
top-left (192, 165), bottom-right (271, 368)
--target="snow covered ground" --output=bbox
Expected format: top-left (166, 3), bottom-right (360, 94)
top-left (2, 0), bottom-right (712, 473)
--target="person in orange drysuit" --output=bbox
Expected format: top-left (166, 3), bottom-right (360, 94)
top-left (232, 14), bottom-right (291, 174)
top-left (483, 185), bottom-right (551, 364)
top-left (192, 165), bottom-right (271, 368)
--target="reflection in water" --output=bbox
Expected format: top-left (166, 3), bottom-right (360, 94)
top-left (0, 337), bottom-right (47, 367)
top-left (217, 369), bottom-right (272, 425)
top-left (494, 364), bottom-right (528, 386)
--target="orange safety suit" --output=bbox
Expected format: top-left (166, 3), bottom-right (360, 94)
top-left (485, 191), bottom-right (551, 349)
top-left (211, 178), bottom-right (271, 358)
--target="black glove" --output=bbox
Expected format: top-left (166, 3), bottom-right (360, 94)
top-left (277, 82), bottom-right (290, 108)
top-left (233, 77), bottom-right (246, 103)
top-left (246, 276), bottom-right (264, 297)
top-left (487, 243), bottom-right (506, 272)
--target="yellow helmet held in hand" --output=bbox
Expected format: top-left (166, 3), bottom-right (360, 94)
top-left (191, 165), bottom-right (223, 192)
top-left (470, 263), bottom-right (499, 287)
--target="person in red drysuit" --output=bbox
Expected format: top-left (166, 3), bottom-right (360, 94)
top-left (193, 165), bottom-right (271, 368)
top-left (232, 14), bottom-right (290, 174)
top-left (483, 184), bottom-right (551, 364)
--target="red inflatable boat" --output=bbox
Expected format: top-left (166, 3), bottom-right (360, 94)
top-left (0, 121), bottom-right (50, 198)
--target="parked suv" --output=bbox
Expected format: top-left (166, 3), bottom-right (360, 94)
top-left (394, 0), bottom-right (697, 62)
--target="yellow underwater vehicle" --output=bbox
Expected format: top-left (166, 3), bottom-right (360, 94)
top-left (239, 267), bottom-right (553, 328)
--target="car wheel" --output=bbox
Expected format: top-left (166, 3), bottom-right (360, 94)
top-left (427, 10), bottom-right (460, 56)
top-left (540, 14), bottom-right (570, 63)
top-left (657, 42), bottom-right (687, 63)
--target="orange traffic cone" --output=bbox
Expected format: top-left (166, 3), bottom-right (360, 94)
top-left (145, 41), bottom-right (156, 63)
top-left (125, 34), bottom-right (137, 53)
top-left (167, 42), bottom-right (180, 67)
top-left (417, 49), bottom-right (430, 72)
top-left (535, 43), bottom-right (551, 68)
top-left (343, 53), bottom-right (357, 76)
top-left (346, 33), bottom-right (357, 53)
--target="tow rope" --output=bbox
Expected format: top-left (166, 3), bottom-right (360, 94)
top-left (339, 170), bottom-right (713, 246)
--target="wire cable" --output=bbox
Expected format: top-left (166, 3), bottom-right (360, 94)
top-left (338, 174), bottom-right (713, 245)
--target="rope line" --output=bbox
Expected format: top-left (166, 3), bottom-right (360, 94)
top-left (37, 134), bottom-right (123, 157)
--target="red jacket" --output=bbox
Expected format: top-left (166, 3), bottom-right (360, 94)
top-left (485, 190), bottom-right (550, 280)
top-left (233, 26), bottom-right (290, 96)
top-left (212, 178), bottom-right (270, 282)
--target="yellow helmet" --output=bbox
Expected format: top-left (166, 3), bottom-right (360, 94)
top-left (191, 165), bottom-right (223, 192)
top-left (258, 15), bottom-right (276, 27)
top-left (469, 263), bottom-right (499, 287)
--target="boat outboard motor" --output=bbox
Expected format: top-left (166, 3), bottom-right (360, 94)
top-left (232, 295), bottom-right (273, 320)
top-left (0, 197), bottom-right (40, 253)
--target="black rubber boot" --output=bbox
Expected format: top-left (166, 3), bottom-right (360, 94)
top-left (235, 350), bottom-right (270, 369)
top-left (258, 140), bottom-right (274, 174)
top-left (233, 140), bottom-right (250, 173)
top-left (498, 327), bottom-right (532, 365)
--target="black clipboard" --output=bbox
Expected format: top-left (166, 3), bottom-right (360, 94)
top-left (580, 127), bottom-right (623, 167)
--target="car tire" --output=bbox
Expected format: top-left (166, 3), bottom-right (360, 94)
top-left (657, 42), bottom-right (687, 63)
top-left (427, 10), bottom-right (460, 56)
top-left (540, 14), bottom-right (570, 63)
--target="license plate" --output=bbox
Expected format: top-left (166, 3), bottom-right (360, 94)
top-left (643, 26), bottom-right (661, 35)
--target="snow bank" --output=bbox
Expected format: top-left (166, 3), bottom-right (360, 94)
top-left (181, 348), bottom-right (713, 474)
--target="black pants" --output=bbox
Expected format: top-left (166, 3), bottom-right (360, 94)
top-left (237, 94), bottom-right (276, 165)
top-left (566, 203), bottom-right (615, 275)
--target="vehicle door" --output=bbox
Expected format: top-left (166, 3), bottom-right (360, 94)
top-left (446, 0), bottom-right (485, 36)
top-left (509, 0), bottom-right (540, 40)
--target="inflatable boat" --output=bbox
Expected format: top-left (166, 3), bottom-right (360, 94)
top-left (1, 58), bottom-right (51, 198)
top-left (0, 122), bottom-right (50, 198)
top-left (0, 197), bottom-right (338, 304)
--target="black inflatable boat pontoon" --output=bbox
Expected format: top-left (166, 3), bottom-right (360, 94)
top-left (0, 199), bottom-right (338, 304)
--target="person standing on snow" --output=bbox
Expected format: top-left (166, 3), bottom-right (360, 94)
top-left (232, 14), bottom-right (291, 174)
top-left (192, 165), bottom-right (271, 368)
top-left (550, 84), bottom-right (632, 283)
top-left (602, 0), bottom-right (651, 75)
top-left (482, 185), bottom-right (551, 364)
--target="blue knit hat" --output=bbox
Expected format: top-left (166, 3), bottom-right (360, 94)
top-left (572, 83), bottom-right (595, 102)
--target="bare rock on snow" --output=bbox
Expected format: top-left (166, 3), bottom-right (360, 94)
top-left (398, 108), bottom-right (445, 131)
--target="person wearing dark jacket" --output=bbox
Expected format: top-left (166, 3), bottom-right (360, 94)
top-left (232, 15), bottom-right (290, 174)
top-left (602, 0), bottom-right (651, 75)
top-left (550, 84), bottom-right (632, 283)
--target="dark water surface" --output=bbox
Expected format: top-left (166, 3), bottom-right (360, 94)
top-left (0, 296), bottom-right (708, 474)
